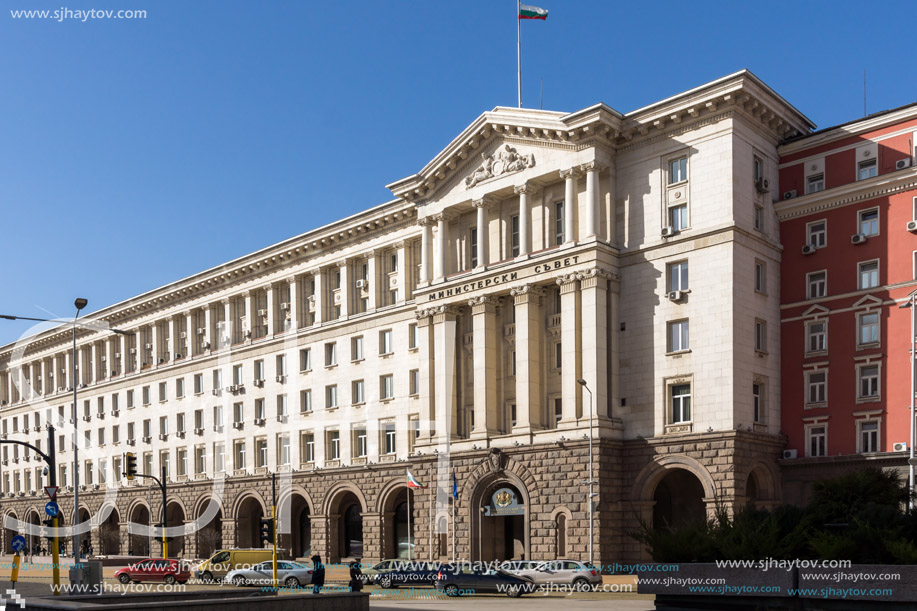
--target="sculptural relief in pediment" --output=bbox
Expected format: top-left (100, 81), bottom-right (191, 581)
top-left (465, 144), bottom-right (535, 188)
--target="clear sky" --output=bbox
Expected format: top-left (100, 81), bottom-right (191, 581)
top-left (1, 0), bottom-right (915, 345)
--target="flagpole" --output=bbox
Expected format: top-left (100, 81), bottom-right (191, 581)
top-left (451, 494), bottom-right (455, 563)
top-left (429, 484), bottom-right (434, 562)
top-left (517, 0), bottom-right (522, 107)
top-left (407, 486), bottom-right (412, 562)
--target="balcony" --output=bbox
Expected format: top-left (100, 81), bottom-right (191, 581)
top-left (503, 323), bottom-right (515, 338)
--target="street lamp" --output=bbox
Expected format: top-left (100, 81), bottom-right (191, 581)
top-left (1, 299), bottom-right (133, 583)
top-left (898, 291), bottom-right (917, 510)
top-left (576, 378), bottom-right (596, 566)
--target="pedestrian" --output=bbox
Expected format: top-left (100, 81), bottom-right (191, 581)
top-left (349, 559), bottom-right (364, 592)
top-left (310, 554), bottom-right (324, 594)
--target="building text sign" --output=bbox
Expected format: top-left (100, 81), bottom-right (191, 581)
top-left (425, 255), bottom-right (581, 301)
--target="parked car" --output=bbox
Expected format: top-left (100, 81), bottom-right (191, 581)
top-left (115, 558), bottom-right (191, 585)
top-left (434, 564), bottom-right (535, 597)
top-left (226, 560), bottom-right (314, 587)
top-left (374, 561), bottom-right (442, 588)
top-left (499, 560), bottom-right (543, 574)
top-left (362, 559), bottom-right (402, 581)
top-left (194, 548), bottom-right (274, 582)
top-left (515, 560), bottom-right (602, 589)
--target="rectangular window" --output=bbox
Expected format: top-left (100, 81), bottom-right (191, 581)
top-left (325, 343), bottom-right (336, 367)
top-left (858, 312), bottom-right (879, 346)
top-left (859, 365), bottom-right (879, 398)
top-left (194, 409), bottom-right (203, 430)
top-left (554, 201), bottom-right (565, 245)
top-left (669, 156), bottom-right (687, 184)
top-left (277, 394), bottom-right (288, 418)
top-left (806, 371), bottom-right (827, 405)
top-left (127, 423), bottom-right (135, 442)
top-left (755, 319), bottom-right (767, 352)
top-left (300, 348), bottom-right (312, 371)
top-left (212, 369), bottom-right (222, 391)
top-left (382, 422), bottom-right (396, 454)
top-left (233, 402), bottom-right (243, 424)
top-left (409, 369), bottom-right (419, 396)
top-left (669, 204), bottom-right (688, 230)
top-left (233, 364), bottom-right (243, 386)
top-left (860, 420), bottom-right (879, 453)
top-left (380, 375), bottom-right (394, 400)
top-left (379, 329), bottom-right (393, 355)
top-left (858, 260), bottom-right (879, 289)
top-left (177, 448), bottom-right (187, 476)
top-left (755, 261), bottom-right (766, 293)
top-left (302, 433), bottom-right (315, 463)
top-left (671, 384), bottom-right (691, 423)
top-left (667, 320), bottom-right (690, 353)
top-left (858, 158), bottom-right (877, 181)
top-left (668, 261), bottom-right (689, 292)
top-left (160, 451), bottom-right (170, 478)
top-left (753, 155), bottom-right (763, 183)
top-left (807, 220), bottom-right (826, 248)
top-left (158, 382), bottom-right (167, 402)
top-left (325, 385), bottom-right (338, 409)
top-left (298, 389), bottom-right (312, 414)
top-left (213, 405), bottom-right (223, 428)
top-left (176, 378), bottom-right (184, 399)
top-left (351, 336), bottom-right (364, 361)
top-left (808, 425), bottom-right (827, 457)
top-left (554, 398), bottom-right (563, 424)
top-left (408, 324), bottom-right (418, 350)
top-left (327, 431), bottom-right (340, 460)
top-left (753, 205), bottom-right (764, 231)
top-left (806, 173), bottom-right (825, 194)
top-left (511, 215), bottom-right (520, 257)
top-left (469, 227), bottom-right (478, 268)
top-left (255, 438), bottom-right (267, 468)
top-left (158, 416), bottom-right (167, 435)
top-left (254, 359), bottom-right (264, 381)
top-left (753, 383), bottom-right (763, 423)
top-left (278, 434), bottom-right (290, 466)
top-left (859, 208), bottom-right (879, 237)
top-left (127, 390), bottom-right (134, 409)
top-left (193, 374), bottom-right (203, 395)
top-left (195, 447), bottom-right (206, 474)
top-left (214, 443), bottom-right (225, 472)
top-left (234, 441), bottom-right (246, 470)
top-left (352, 380), bottom-right (364, 404)
top-left (806, 321), bottom-right (827, 354)
top-left (354, 428), bottom-right (367, 458)
top-left (176, 412), bottom-right (185, 433)
top-left (554, 342), bottom-right (562, 369)
top-left (807, 271), bottom-right (827, 299)
top-left (142, 386), bottom-right (150, 406)
top-left (254, 399), bottom-right (265, 420)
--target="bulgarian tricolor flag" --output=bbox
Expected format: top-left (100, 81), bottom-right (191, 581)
top-left (519, 4), bottom-right (548, 20)
top-left (407, 469), bottom-right (426, 489)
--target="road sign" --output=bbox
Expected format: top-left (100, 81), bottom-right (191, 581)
top-left (11, 535), bottom-right (26, 553)
top-left (44, 486), bottom-right (59, 499)
top-left (45, 501), bottom-right (59, 517)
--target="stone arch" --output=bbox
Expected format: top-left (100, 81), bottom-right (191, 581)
top-left (324, 482), bottom-right (368, 563)
top-left (550, 506), bottom-right (573, 559)
top-left (2, 509), bottom-right (19, 554)
top-left (468, 465), bottom-right (531, 562)
top-left (127, 501), bottom-right (151, 557)
top-left (192, 494), bottom-right (225, 560)
top-left (99, 506), bottom-right (121, 555)
top-left (321, 482), bottom-right (367, 515)
top-left (24, 509), bottom-right (41, 556)
top-left (376, 478), bottom-right (416, 560)
top-left (165, 501), bottom-right (186, 558)
top-left (745, 461), bottom-right (779, 509)
top-left (277, 486), bottom-right (314, 560)
top-left (630, 455), bottom-right (717, 502)
top-left (231, 491), bottom-right (267, 519)
top-left (235, 494), bottom-right (267, 549)
top-left (434, 510), bottom-right (449, 560)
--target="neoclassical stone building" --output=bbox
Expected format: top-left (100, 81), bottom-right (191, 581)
top-left (0, 70), bottom-right (813, 565)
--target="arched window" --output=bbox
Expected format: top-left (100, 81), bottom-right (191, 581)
top-left (556, 513), bottom-right (567, 557)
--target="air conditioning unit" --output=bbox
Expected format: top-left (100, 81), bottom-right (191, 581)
top-left (201, 341), bottom-right (211, 350)
top-left (661, 226), bottom-right (677, 238)
top-left (33, 425), bottom-right (41, 432)
top-left (92, 484), bottom-right (101, 490)
top-left (144, 343), bottom-right (152, 350)
top-left (277, 415), bottom-right (288, 423)
top-left (355, 279), bottom-right (367, 289)
top-left (782, 449), bottom-right (798, 460)
top-left (667, 290), bottom-right (685, 302)
top-left (896, 158), bottom-right (912, 170)
top-left (129, 348), bottom-right (136, 354)
top-left (82, 415), bottom-right (91, 422)
top-left (802, 244), bottom-right (816, 255)
top-left (232, 421), bottom-right (244, 430)
top-left (280, 302), bottom-right (290, 311)
top-left (142, 436), bottom-right (151, 443)
top-left (127, 439), bottom-right (135, 446)
top-left (194, 427), bottom-right (204, 435)
top-left (254, 418), bottom-right (266, 426)
top-left (179, 331), bottom-right (187, 339)
top-left (111, 410), bottom-right (119, 417)
top-left (308, 295), bottom-right (316, 303)
top-left (783, 189), bottom-right (797, 200)
top-left (258, 309), bottom-right (268, 317)
top-left (197, 327), bottom-right (206, 334)
top-left (276, 375), bottom-right (286, 383)
top-left (253, 379), bottom-right (264, 388)
top-left (893, 442), bottom-right (908, 452)
top-left (159, 434), bottom-right (168, 441)
top-left (226, 385), bottom-right (237, 393)
top-left (97, 412), bottom-right (105, 420)
top-left (176, 431), bottom-right (185, 439)
top-left (907, 220), bottom-right (917, 232)
top-left (851, 233), bottom-right (867, 245)
top-left (755, 178), bottom-right (770, 193)
top-left (213, 425), bottom-right (224, 433)
top-left (100, 356), bottom-right (106, 362)
top-left (111, 370), bottom-right (118, 377)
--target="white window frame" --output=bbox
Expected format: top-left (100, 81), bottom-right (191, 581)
top-left (857, 363), bottom-right (880, 400)
top-left (300, 348), bottom-right (312, 372)
top-left (805, 319), bottom-right (828, 355)
top-left (857, 419), bottom-right (880, 454)
top-left (352, 379), bottom-right (365, 405)
top-left (858, 259), bottom-right (879, 290)
top-left (755, 319), bottom-right (767, 353)
top-left (806, 423), bottom-right (827, 457)
top-left (379, 329), bottom-right (393, 355)
top-left (805, 370), bottom-right (828, 407)
top-left (754, 260), bottom-right (767, 293)
top-left (668, 203), bottom-right (689, 231)
top-left (806, 173), bottom-right (825, 194)
top-left (806, 219), bottom-right (827, 249)
top-left (807, 270), bottom-right (827, 300)
top-left (325, 343), bottom-right (337, 367)
top-left (668, 260), bottom-right (689, 292)
top-left (380, 374), bottom-right (394, 401)
top-left (752, 381), bottom-right (764, 423)
top-left (857, 310), bottom-right (880, 347)
top-left (351, 336), bottom-right (364, 361)
top-left (858, 207), bottom-right (879, 237)
top-left (667, 320), bottom-right (690, 353)
top-left (668, 155), bottom-right (688, 185)
top-left (325, 385), bottom-right (338, 409)
top-left (857, 158), bottom-right (877, 181)
top-left (669, 382), bottom-right (692, 424)
top-left (510, 215), bottom-right (520, 257)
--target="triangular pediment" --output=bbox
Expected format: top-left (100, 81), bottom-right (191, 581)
top-left (802, 304), bottom-right (830, 318)
top-left (852, 294), bottom-right (883, 309)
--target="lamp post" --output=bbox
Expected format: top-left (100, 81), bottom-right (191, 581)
top-left (577, 378), bottom-right (596, 565)
top-left (1, 299), bottom-right (133, 583)
top-left (898, 291), bottom-right (917, 510)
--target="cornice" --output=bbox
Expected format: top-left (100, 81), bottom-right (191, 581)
top-left (779, 103), bottom-right (917, 157)
top-left (774, 166), bottom-right (917, 220)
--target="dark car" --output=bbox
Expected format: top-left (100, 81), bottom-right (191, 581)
top-left (114, 558), bottom-right (191, 585)
top-left (434, 564), bottom-right (535, 597)
top-left (373, 561), bottom-right (442, 588)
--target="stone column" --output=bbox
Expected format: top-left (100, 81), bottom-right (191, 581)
top-left (395, 242), bottom-right (407, 303)
top-left (416, 312), bottom-right (435, 439)
top-left (472, 197), bottom-right (490, 269)
top-left (469, 296), bottom-right (498, 437)
top-left (264, 284), bottom-right (275, 337)
top-left (514, 184), bottom-right (536, 258)
top-left (222, 300), bottom-right (232, 348)
top-left (118, 334), bottom-right (126, 376)
top-left (151, 323), bottom-right (160, 368)
top-left (40, 359), bottom-right (48, 396)
top-left (183, 311), bottom-right (193, 358)
top-left (582, 162), bottom-right (602, 240)
top-left (579, 269), bottom-right (613, 421)
top-left (91, 342), bottom-right (100, 383)
top-left (288, 276), bottom-right (299, 332)
top-left (203, 305), bottom-right (213, 352)
top-left (432, 306), bottom-right (459, 441)
top-left (433, 214), bottom-right (448, 282)
top-left (366, 251), bottom-right (379, 311)
top-left (557, 273), bottom-right (582, 422)
top-left (243, 292), bottom-right (253, 343)
top-left (419, 218), bottom-right (433, 285)
top-left (560, 168), bottom-right (579, 245)
top-left (512, 285), bottom-right (545, 431)
top-left (313, 271), bottom-right (324, 326)
top-left (609, 283), bottom-right (621, 419)
top-left (337, 260), bottom-right (349, 319)
top-left (64, 350), bottom-right (73, 391)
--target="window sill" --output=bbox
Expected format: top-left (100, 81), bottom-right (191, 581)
top-left (381, 397), bottom-right (394, 404)
top-left (300, 411), bottom-right (312, 417)
top-left (755, 350), bottom-right (769, 358)
top-left (664, 423), bottom-right (693, 434)
top-left (855, 396), bottom-right (881, 404)
top-left (327, 406), bottom-right (339, 412)
top-left (754, 289), bottom-right (768, 296)
top-left (352, 402), bottom-right (365, 408)
top-left (804, 403), bottom-right (828, 409)
top-left (325, 364), bottom-right (338, 370)
top-left (380, 352), bottom-right (394, 358)
top-left (409, 393), bottom-right (419, 398)
top-left (351, 358), bottom-right (364, 364)
top-left (804, 351), bottom-right (828, 358)
top-left (666, 349), bottom-right (691, 357)
top-left (408, 347), bottom-right (418, 353)
top-left (856, 343), bottom-right (881, 351)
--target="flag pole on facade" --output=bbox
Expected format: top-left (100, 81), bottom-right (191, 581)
top-left (451, 470), bottom-right (458, 562)
top-left (407, 470), bottom-right (425, 562)
top-left (517, 2), bottom-right (549, 108)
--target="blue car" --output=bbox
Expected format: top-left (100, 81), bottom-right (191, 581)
top-left (434, 564), bottom-right (535, 597)
top-left (373, 561), bottom-right (442, 588)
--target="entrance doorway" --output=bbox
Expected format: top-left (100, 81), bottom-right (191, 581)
top-left (475, 482), bottom-right (527, 562)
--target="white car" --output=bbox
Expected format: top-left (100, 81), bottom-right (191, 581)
top-left (499, 560), bottom-right (543, 574)
top-left (226, 560), bottom-right (314, 587)
top-left (516, 560), bottom-right (602, 589)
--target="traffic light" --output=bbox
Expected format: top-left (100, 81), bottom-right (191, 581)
top-left (42, 518), bottom-right (53, 540)
top-left (259, 517), bottom-right (274, 546)
top-left (125, 452), bottom-right (137, 480)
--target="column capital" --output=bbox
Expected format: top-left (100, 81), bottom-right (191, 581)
top-left (220, 298), bottom-right (231, 305)
top-left (510, 284), bottom-right (546, 298)
top-left (432, 211), bottom-right (457, 223)
top-left (513, 183), bottom-right (539, 196)
top-left (556, 273), bottom-right (580, 292)
top-left (559, 167), bottom-right (583, 180)
top-left (418, 216), bottom-right (435, 227)
top-left (580, 161), bottom-right (605, 173)
top-left (468, 295), bottom-right (496, 316)
top-left (577, 267), bottom-right (620, 289)
top-left (471, 195), bottom-right (498, 209)
top-left (390, 240), bottom-right (405, 249)
top-left (335, 259), bottom-right (348, 268)
top-left (430, 305), bottom-right (461, 322)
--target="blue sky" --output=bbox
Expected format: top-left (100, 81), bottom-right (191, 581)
top-left (1, 0), bottom-right (915, 345)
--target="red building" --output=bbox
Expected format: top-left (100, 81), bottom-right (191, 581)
top-left (776, 103), bottom-right (917, 503)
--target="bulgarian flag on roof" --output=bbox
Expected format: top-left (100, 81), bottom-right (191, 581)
top-left (519, 4), bottom-right (548, 19)
top-left (407, 469), bottom-right (426, 488)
